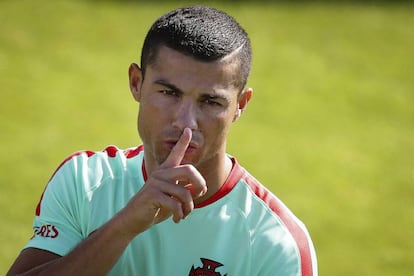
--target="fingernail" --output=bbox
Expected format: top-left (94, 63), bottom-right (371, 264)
top-left (201, 186), bottom-right (207, 196)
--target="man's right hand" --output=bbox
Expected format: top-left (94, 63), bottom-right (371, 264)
top-left (117, 127), bottom-right (207, 238)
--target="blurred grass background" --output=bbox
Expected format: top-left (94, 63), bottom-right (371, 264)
top-left (1, 0), bottom-right (413, 275)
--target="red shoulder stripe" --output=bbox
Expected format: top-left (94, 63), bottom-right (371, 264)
top-left (243, 173), bottom-right (314, 276)
top-left (124, 145), bottom-right (144, 159)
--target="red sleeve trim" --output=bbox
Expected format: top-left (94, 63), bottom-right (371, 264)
top-left (243, 173), bottom-right (314, 276)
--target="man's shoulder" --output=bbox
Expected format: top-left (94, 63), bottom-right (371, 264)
top-left (235, 168), bottom-right (317, 275)
top-left (237, 169), bottom-right (309, 234)
top-left (68, 144), bottom-right (144, 161)
top-left (48, 145), bottom-right (144, 182)
top-left (57, 145), bottom-right (144, 167)
top-left (43, 145), bottom-right (145, 206)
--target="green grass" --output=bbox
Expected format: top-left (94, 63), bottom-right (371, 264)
top-left (1, 0), bottom-right (413, 275)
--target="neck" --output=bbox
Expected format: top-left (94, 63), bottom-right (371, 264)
top-left (193, 154), bottom-right (233, 205)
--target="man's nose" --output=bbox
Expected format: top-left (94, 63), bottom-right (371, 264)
top-left (172, 99), bottom-right (198, 131)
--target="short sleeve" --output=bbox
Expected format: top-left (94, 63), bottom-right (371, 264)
top-left (24, 155), bottom-right (86, 256)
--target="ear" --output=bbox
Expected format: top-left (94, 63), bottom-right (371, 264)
top-left (129, 63), bottom-right (143, 102)
top-left (233, 88), bottom-right (253, 122)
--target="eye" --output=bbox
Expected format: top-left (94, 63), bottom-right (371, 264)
top-left (159, 90), bottom-right (178, 97)
top-left (203, 98), bottom-right (222, 106)
top-left (201, 95), bottom-right (226, 107)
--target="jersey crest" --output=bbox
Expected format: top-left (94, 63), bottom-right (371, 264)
top-left (189, 258), bottom-right (227, 276)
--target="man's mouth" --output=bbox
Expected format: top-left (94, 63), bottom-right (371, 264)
top-left (165, 139), bottom-right (198, 153)
top-left (169, 140), bottom-right (195, 148)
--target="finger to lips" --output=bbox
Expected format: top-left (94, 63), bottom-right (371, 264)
top-left (161, 128), bottom-right (207, 196)
top-left (156, 128), bottom-right (207, 220)
top-left (161, 127), bottom-right (192, 168)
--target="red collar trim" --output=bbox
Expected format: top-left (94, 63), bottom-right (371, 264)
top-left (195, 157), bottom-right (244, 208)
top-left (142, 158), bottom-right (148, 181)
top-left (141, 155), bottom-right (244, 208)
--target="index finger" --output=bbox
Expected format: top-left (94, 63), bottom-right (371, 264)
top-left (160, 128), bottom-right (192, 168)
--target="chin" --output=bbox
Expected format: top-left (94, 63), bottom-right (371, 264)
top-left (179, 155), bottom-right (199, 166)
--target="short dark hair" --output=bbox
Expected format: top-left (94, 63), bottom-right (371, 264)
top-left (140, 6), bottom-right (252, 90)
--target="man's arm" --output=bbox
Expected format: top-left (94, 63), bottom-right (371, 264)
top-left (7, 249), bottom-right (60, 275)
top-left (8, 128), bottom-right (207, 275)
top-left (7, 213), bottom-right (135, 275)
top-left (7, 209), bottom-right (136, 275)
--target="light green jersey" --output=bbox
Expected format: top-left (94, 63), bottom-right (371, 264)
top-left (25, 146), bottom-right (317, 275)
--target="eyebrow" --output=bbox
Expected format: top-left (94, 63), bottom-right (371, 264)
top-left (154, 79), bottom-right (182, 94)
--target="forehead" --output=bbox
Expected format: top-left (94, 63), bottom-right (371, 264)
top-left (147, 46), bottom-right (241, 95)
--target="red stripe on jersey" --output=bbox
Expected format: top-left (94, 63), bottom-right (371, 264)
top-left (35, 192), bottom-right (45, 217)
top-left (142, 159), bottom-right (148, 182)
top-left (243, 173), bottom-right (314, 276)
top-left (124, 145), bottom-right (144, 159)
top-left (193, 157), bottom-right (314, 274)
top-left (49, 150), bottom-right (96, 184)
top-left (105, 146), bottom-right (118, 157)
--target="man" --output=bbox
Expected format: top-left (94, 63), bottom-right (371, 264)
top-left (8, 6), bottom-right (317, 275)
